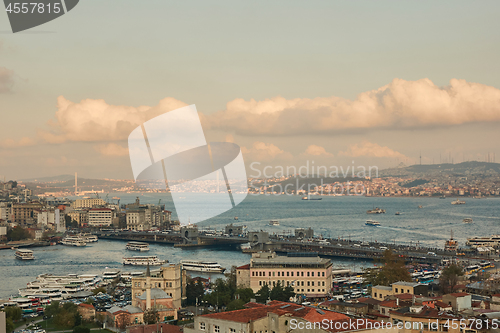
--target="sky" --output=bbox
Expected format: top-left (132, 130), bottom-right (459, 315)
top-left (1, 1), bottom-right (500, 180)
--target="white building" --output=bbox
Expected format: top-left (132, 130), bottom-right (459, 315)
top-left (73, 198), bottom-right (106, 209)
top-left (126, 210), bottom-right (149, 231)
top-left (88, 208), bottom-right (114, 227)
top-left (37, 208), bottom-right (65, 232)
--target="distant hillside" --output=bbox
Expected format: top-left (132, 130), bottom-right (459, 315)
top-left (381, 161), bottom-right (500, 177)
top-left (20, 174), bottom-right (76, 182)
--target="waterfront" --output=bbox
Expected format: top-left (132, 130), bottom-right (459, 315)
top-left (2, 194), bottom-right (499, 299)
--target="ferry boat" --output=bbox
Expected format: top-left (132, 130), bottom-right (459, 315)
top-left (366, 207), bottom-right (385, 214)
top-left (19, 273), bottom-right (102, 299)
top-left (269, 220), bottom-right (280, 226)
top-left (466, 235), bottom-right (500, 247)
top-left (302, 196), bottom-right (322, 200)
top-left (15, 249), bottom-right (35, 260)
top-left (102, 270), bottom-right (121, 280)
top-left (463, 218), bottom-right (473, 224)
top-left (395, 212), bottom-right (401, 215)
top-left (365, 220), bottom-right (380, 226)
top-left (61, 236), bottom-right (87, 247)
top-left (80, 233), bottom-right (98, 242)
top-left (451, 199), bottom-right (466, 205)
top-left (122, 256), bottom-right (167, 266)
top-left (180, 260), bottom-right (226, 273)
top-left (125, 241), bottom-right (150, 252)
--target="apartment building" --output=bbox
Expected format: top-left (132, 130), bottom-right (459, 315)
top-left (236, 251), bottom-right (332, 298)
top-left (73, 198), bottom-right (106, 209)
top-left (88, 208), bottom-right (114, 227)
top-left (372, 281), bottom-right (428, 300)
top-left (11, 202), bottom-right (43, 225)
top-left (126, 209), bottom-right (148, 231)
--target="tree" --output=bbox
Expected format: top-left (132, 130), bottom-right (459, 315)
top-left (4, 306), bottom-right (22, 321)
top-left (92, 287), bottom-right (107, 295)
top-left (5, 317), bottom-right (14, 333)
top-left (44, 301), bottom-right (61, 318)
top-left (440, 264), bottom-right (464, 294)
top-left (255, 285), bottom-right (270, 303)
top-left (364, 250), bottom-right (411, 286)
top-left (234, 288), bottom-right (254, 303)
top-left (186, 279), bottom-right (205, 306)
top-left (143, 308), bottom-right (159, 325)
top-left (226, 299), bottom-right (245, 311)
top-left (7, 227), bottom-right (30, 241)
top-left (283, 285), bottom-right (296, 302)
top-left (270, 282), bottom-right (285, 301)
top-left (54, 310), bottom-right (76, 328)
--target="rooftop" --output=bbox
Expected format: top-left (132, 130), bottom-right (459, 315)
top-left (138, 288), bottom-right (172, 300)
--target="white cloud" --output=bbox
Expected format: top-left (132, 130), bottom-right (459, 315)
top-left (204, 78), bottom-right (500, 135)
top-left (40, 96), bottom-right (188, 143)
top-left (303, 144), bottom-right (333, 157)
top-left (0, 67), bottom-right (15, 93)
top-left (339, 141), bottom-right (407, 159)
top-left (241, 141), bottom-right (293, 162)
top-left (94, 143), bottom-right (129, 156)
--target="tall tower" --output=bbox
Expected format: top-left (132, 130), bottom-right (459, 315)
top-left (75, 172), bottom-right (78, 195)
top-left (146, 263), bottom-right (151, 310)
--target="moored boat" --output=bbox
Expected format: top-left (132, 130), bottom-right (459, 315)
top-left (269, 220), bottom-right (280, 226)
top-left (463, 218), bottom-right (473, 224)
top-left (180, 260), bottom-right (226, 273)
top-left (125, 241), bottom-right (150, 252)
top-left (122, 256), bottom-right (166, 266)
top-left (61, 236), bottom-right (87, 247)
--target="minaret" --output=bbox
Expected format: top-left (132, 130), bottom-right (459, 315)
top-left (146, 263), bottom-right (151, 310)
top-left (75, 172), bottom-right (78, 195)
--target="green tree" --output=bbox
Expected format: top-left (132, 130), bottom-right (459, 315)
top-left (226, 299), bottom-right (245, 311)
top-left (7, 227), bottom-right (30, 241)
top-left (186, 279), bottom-right (205, 306)
top-left (54, 310), bottom-right (75, 328)
top-left (234, 288), bottom-right (254, 303)
top-left (92, 287), bottom-right (107, 295)
top-left (255, 285), bottom-right (270, 303)
top-left (283, 285), bottom-right (296, 302)
top-left (4, 306), bottom-right (22, 321)
top-left (440, 264), bottom-right (464, 294)
top-left (364, 250), bottom-right (411, 286)
top-left (5, 317), bottom-right (14, 333)
top-left (270, 282), bottom-right (285, 301)
top-left (143, 308), bottom-right (159, 325)
top-left (203, 278), bottom-right (233, 307)
top-left (44, 301), bottom-right (61, 318)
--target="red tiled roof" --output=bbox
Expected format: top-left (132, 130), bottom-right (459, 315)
top-left (449, 292), bottom-right (469, 297)
top-left (78, 303), bottom-right (95, 309)
top-left (379, 300), bottom-right (398, 308)
top-left (492, 294), bottom-right (500, 298)
top-left (435, 301), bottom-right (450, 308)
top-left (393, 294), bottom-right (416, 300)
top-left (357, 297), bottom-right (381, 305)
top-left (201, 301), bottom-right (349, 324)
top-left (236, 264), bottom-right (250, 270)
top-left (129, 323), bottom-right (181, 333)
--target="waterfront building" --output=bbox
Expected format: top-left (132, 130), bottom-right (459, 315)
top-left (126, 209), bottom-right (148, 231)
top-left (236, 251), bottom-right (332, 298)
top-left (78, 303), bottom-right (96, 321)
top-left (11, 202), bottom-right (43, 225)
top-left (66, 209), bottom-right (89, 227)
top-left (131, 263), bottom-right (185, 309)
top-left (88, 207), bottom-right (114, 227)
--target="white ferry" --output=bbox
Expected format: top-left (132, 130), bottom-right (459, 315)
top-left (180, 260), bottom-right (226, 273)
top-left (451, 199), bottom-right (466, 205)
top-left (15, 249), bottom-right (35, 260)
top-left (126, 241), bottom-right (150, 252)
top-left (122, 256), bottom-right (167, 266)
top-left (80, 233), bottom-right (98, 242)
top-left (102, 270), bottom-right (121, 280)
top-left (61, 236), bottom-right (87, 247)
top-left (19, 273), bottom-right (102, 299)
top-left (365, 220), bottom-right (381, 226)
top-left (466, 235), bottom-right (500, 247)
top-left (269, 220), bottom-right (280, 226)
top-left (366, 207), bottom-right (386, 214)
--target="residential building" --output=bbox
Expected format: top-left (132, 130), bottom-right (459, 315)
top-left (372, 281), bottom-right (427, 300)
top-left (78, 304), bottom-right (96, 321)
top-left (236, 251), bottom-right (332, 298)
top-left (88, 208), bottom-right (114, 227)
top-left (442, 293), bottom-right (472, 311)
top-left (66, 209), bottom-right (89, 227)
top-left (126, 209), bottom-right (148, 231)
top-left (390, 305), bottom-right (462, 333)
top-left (11, 202), bottom-right (43, 225)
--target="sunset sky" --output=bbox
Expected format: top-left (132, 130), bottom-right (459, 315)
top-left (1, 1), bottom-right (500, 179)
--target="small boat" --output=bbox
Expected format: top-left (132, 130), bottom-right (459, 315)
top-left (234, 216), bottom-right (238, 220)
top-left (395, 212), bottom-right (401, 215)
top-left (418, 205), bottom-right (423, 209)
top-left (125, 241), bottom-right (150, 252)
top-left (269, 220), bottom-right (280, 226)
top-left (366, 207), bottom-right (385, 214)
top-left (180, 260), bottom-right (226, 273)
top-left (15, 249), bottom-right (35, 260)
top-left (463, 218), bottom-right (473, 224)
top-left (302, 196), bottom-right (322, 200)
top-left (122, 256), bottom-right (167, 266)
top-left (451, 199), bottom-right (466, 205)
top-left (365, 220), bottom-right (381, 226)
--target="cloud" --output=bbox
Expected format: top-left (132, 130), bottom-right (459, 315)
top-left (303, 144), bottom-right (333, 157)
top-left (40, 96), bottom-right (188, 143)
top-left (0, 67), bottom-right (15, 93)
top-left (241, 141), bottom-right (293, 162)
top-left (0, 137), bottom-right (36, 148)
top-left (339, 141), bottom-right (408, 159)
top-left (204, 78), bottom-right (500, 135)
top-left (94, 143), bottom-right (129, 156)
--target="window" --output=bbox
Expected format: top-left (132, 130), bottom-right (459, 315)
top-left (259, 281), bottom-right (262, 286)
top-left (252, 272), bottom-right (255, 276)
top-left (301, 272), bottom-right (304, 277)
top-left (307, 289), bottom-right (310, 292)
top-left (287, 272), bottom-right (289, 277)
top-left (395, 288), bottom-right (398, 293)
top-left (311, 272), bottom-right (314, 277)
top-left (214, 325), bottom-right (220, 333)
top-left (301, 281), bottom-right (304, 286)
top-left (307, 272), bottom-right (310, 277)
top-left (199, 322), bottom-right (206, 331)
top-left (374, 293), bottom-right (377, 298)
top-left (291, 272), bottom-right (294, 277)
top-left (277, 272), bottom-right (280, 277)
top-left (407, 289), bottom-right (410, 293)
top-left (272, 272), bottom-right (275, 277)
top-left (307, 281), bottom-right (310, 286)
top-left (312, 281), bottom-right (314, 286)
top-left (230, 329), bottom-right (236, 333)
top-left (297, 271), bottom-right (300, 276)
top-left (322, 281), bottom-right (325, 286)
top-left (158, 283), bottom-right (161, 288)
top-left (312, 289), bottom-right (314, 292)
top-left (322, 272), bottom-right (325, 276)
